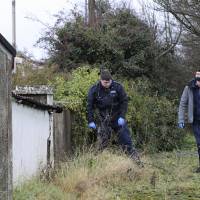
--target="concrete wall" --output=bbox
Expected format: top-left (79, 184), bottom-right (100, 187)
top-left (14, 86), bottom-right (53, 105)
top-left (53, 109), bottom-right (72, 165)
top-left (0, 44), bottom-right (13, 199)
top-left (12, 101), bottom-right (53, 185)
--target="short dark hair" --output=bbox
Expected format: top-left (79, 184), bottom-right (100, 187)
top-left (100, 70), bottom-right (112, 81)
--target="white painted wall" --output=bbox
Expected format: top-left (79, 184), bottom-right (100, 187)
top-left (12, 101), bottom-right (54, 185)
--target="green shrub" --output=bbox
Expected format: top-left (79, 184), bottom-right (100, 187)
top-left (124, 80), bottom-right (184, 152)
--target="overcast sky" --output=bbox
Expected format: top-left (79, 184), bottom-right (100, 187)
top-left (0, 0), bottom-right (148, 60)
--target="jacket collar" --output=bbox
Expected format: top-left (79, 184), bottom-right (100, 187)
top-left (188, 79), bottom-right (196, 89)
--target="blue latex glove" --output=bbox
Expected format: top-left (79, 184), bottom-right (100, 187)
top-left (118, 117), bottom-right (125, 126)
top-left (178, 122), bottom-right (185, 129)
top-left (88, 122), bottom-right (96, 129)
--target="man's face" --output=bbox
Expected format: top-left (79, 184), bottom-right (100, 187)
top-left (100, 79), bottom-right (112, 88)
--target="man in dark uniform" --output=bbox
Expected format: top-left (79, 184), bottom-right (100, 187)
top-left (87, 70), bottom-right (143, 166)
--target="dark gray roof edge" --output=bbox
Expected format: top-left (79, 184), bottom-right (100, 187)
top-left (12, 92), bottom-right (63, 113)
top-left (0, 33), bottom-right (16, 56)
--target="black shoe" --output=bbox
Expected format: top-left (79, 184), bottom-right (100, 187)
top-left (135, 159), bottom-right (144, 168)
top-left (195, 167), bottom-right (200, 173)
top-left (130, 152), bottom-right (144, 168)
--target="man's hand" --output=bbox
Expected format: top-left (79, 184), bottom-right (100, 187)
top-left (118, 117), bottom-right (125, 126)
top-left (178, 122), bottom-right (185, 129)
top-left (88, 122), bottom-right (96, 129)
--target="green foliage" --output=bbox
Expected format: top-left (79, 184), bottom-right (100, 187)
top-left (36, 3), bottom-right (190, 97)
top-left (13, 179), bottom-right (68, 200)
top-left (53, 66), bottom-right (99, 111)
top-left (131, 95), bottom-right (183, 151)
top-left (123, 80), bottom-right (184, 152)
top-left (37, 5), bottom-right (186, 96)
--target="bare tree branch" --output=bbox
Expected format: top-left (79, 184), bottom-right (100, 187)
top-left (153, 0), bottom-right (200, 37)
top-left (156, 23), bottom-right (182, 60)
top-left (25, 15), bottom-right (51, 29)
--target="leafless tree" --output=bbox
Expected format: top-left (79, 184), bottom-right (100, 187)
top-left (153, 0), bottom-right (200, 37)
top-left (138, 0), bottom-right (182, 60)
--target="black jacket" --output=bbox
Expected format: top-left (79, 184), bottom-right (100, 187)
top-left (188, 79), bottom-right (200, 120)
top-left (87, 80), bottom-right (128, 123)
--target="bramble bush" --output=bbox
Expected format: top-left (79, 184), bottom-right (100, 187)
top-left (124, 80), bottom-right (184, 152)
top-left (52, 66), bottom-right (185, 152)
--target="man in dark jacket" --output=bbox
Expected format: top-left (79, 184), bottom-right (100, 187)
top-left (178, 71), bottom-right (200, 172)
top-left (87, 70), bottom-right (143, 166)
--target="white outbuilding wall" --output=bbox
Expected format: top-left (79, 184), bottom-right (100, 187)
top-left (12, 101), bottom-right (54, 185)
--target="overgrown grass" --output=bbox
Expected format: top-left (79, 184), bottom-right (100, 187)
top-left (14, 134), bottom-right (200, 200)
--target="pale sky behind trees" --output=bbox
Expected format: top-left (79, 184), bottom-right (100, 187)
top-left (0, 0), bottom-right (148, 60)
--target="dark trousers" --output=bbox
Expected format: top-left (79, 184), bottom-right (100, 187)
top-left (97, 120), bottom-right (137, 156)
top-left (192, 120), bottom-right (200, 161)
